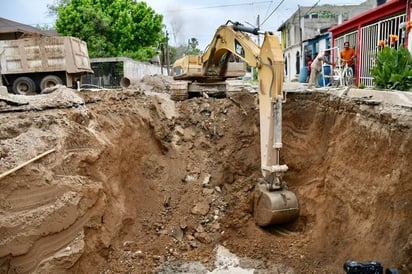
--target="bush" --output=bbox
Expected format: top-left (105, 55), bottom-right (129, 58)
top-left (370, 46), bottom-right (412, 91)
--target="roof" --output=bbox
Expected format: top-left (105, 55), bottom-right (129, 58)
top-left (329, 0), bottom-right (407, 35)
top-left (276, 3), bottom-right (364, 32)
top-left (0, 17), bottom-right (47, 39)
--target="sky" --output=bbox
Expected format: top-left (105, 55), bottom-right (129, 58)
top-left (1, 0), bottom-right (366, 50)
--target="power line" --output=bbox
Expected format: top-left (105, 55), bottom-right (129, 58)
top-left (302, 0), bottom-right (320, 17)
top-left (263, 1), bottom-right (275, 22)
top-left (167, 1), bottom-right (272, 12)
top-left (261, 0), bottom-right (286, 27)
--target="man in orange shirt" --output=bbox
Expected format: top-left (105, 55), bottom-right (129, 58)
top-left (340, 42), bottom-right (356, 74)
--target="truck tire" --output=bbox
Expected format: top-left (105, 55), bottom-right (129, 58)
top-left (12, 77), bottom-right (36, 95)
top-left (40, 75), bottom-right (63, 90)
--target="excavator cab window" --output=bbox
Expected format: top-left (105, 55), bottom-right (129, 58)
top-left (235, 39), bottom-right (245, 58)
top-left (173, 66), bottom-right (183, 76)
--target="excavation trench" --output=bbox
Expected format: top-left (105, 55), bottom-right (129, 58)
top-left (0, 80), bottom-right (411, 273)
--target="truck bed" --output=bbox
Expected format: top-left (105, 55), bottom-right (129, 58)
top-left (0, 36), bottom-right (92, 75)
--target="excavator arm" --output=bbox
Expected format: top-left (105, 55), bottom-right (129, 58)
top-left (254, 31), bottom-right (299, 226)
top-left (172, 22), bottom-right (299, 225)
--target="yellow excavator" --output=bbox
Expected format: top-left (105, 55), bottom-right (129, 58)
top-left (171, 21), bottom-right (299, 226)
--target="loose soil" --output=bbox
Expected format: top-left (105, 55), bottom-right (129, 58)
top-left (0, 76), bottom-right (411, 274)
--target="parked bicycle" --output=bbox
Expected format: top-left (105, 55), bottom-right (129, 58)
top-left (332, 57), bottom-right (354, 87)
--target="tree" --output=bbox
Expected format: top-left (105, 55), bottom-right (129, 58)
top-left (187, 38), bottom-right (201, 55)
top-left (50, 0), bottom-right (164, 61)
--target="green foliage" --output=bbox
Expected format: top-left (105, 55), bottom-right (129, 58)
top-left (187, 38), bottom-right (201, 55)
top-left (53, 0), bottom-right (164, 61)
top-left (358, 83), bottom-right (365, 89)
top-left (252, 68), bottom-right (258, 81)
top-left (370, 46), bottom-right (412, 91)
top-left (169, 41), bottom-right (201, 65)
top-left (318, 10), bottom-right (337, 19)
top-left (35, 24), bottom-right (54, 30)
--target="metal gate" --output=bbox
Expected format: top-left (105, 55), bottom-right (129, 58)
top-left (359, 13), bottom-right (406, 87)
top-left (333, 30), bottom-right (358, 82)
top-left (334, 30), bottom-right (358, 55)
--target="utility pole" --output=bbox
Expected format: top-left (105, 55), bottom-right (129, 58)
top-left (165, 31), bottom-right (170, 76)
top-left (159, 44), bottom-right (164, 75)
top-left (298, 5), bottom-right (304, 71)
top-left (0, 49), bottom-right (4, 86)
top-left (257, 14), bottom-right (260, 45)
top-left (252, 15), bottom-right (261, 81)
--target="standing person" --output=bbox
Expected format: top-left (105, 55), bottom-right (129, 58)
top-left (340, 41), bottom-right (356, 74)
top-left (305, 55), bottom-right (313, 83)
top-left (308, 50), bottom-right (331, 89)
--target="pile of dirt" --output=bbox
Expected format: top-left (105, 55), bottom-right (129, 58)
top-left (0, 76), bottom-right (411, 273)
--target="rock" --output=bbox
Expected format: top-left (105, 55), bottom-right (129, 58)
top-left (191, 201), bottom-right (210, 216)
top-left (171, 226), bottom-right (184, 241)
top-left (202, 174), bottom-right (211, 186)
top-left (202, 188), bottom-right (214, 196)
top-left (194, 232), bottom-right (212, 244)
top-left (183, 173), bottom-right (199, 183)
top-left (195, 225), bottom-right (205, 233)
top-left (0, 86), bottom-right (8, 95)
top-left (123, 241), bottom-right (135, 251)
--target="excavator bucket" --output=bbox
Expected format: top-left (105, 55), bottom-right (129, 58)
top-left (254, 184), bottom-right (299, 226)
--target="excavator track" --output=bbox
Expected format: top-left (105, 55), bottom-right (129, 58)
top-left (170, 81), bottom-right (189, 101)
top-left (171, 81), bottom-right (231, 101)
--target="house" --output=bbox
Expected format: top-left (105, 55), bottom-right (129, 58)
top-left (0, 17), bottom-right (48, 40)
top-left (277, 0), bottom-right (375, 82)
top-left (329, 0), bottom-right (410, 87)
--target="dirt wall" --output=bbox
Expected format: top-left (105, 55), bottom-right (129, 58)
top-left (0, 83), bottom-right (410, 273)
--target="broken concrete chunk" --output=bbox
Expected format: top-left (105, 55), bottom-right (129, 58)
top-left (202, 174), bottom-right (211, 186)
top-left (183, 173), bottom-right (199, 183)
top-left (171, 226), bottom-right (184, 241)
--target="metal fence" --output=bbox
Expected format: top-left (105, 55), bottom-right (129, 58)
top-left (333, 13), bottom-right (406, 87)
top-left (334, 30), bottom-right (358, 55)
top-left (359, 13), bottom-right (406, 87)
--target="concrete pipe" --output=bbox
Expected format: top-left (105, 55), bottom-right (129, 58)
top-left (120, 77), bottom-right (131, 88)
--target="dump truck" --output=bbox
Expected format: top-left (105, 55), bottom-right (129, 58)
top-left (0, 36), bottom-right (93, 94)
